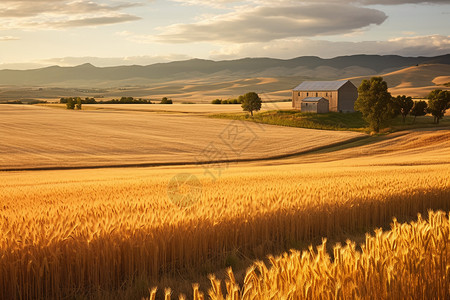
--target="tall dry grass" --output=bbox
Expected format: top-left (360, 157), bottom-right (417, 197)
top-left (0, 162), bottom-right (449, 299)
top-left (159, 210), bottom-right (450, 299)
top-left (222, 210), bottom-right (450, 299)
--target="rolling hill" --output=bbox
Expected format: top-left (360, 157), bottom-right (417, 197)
top-left (0, 54), bottom-right (448, 101)
top-left (346, 63), bottom-right (450, 97)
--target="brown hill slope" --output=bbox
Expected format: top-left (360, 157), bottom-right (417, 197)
top-left (346, 63), bottom-right (450, 97)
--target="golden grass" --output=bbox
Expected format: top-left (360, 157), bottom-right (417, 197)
top-left (1, 157), bottom-right (449, 298)
top-left (346, 64), bottom-right (450, 98)
top-left (1, 107), bottom-right (450, 299)
top-left (0, 105), bottom-right (362, 170)
top-left (190, 210), bottom-right (450, 300)
top-left (84, 101), bottom-right (293, 114)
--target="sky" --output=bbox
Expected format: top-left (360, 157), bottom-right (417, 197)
top-left (0, 0), bottom-right (449, 69)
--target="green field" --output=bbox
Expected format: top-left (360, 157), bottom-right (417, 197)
top-left (211, 110), bottom-right (450, 133)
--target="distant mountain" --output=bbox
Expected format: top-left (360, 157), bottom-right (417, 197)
top-left (0, 54), bottom-right (449, 87)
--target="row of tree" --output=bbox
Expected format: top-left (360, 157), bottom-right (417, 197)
top-left (355, 77), bottom-right (450, 132)
top-left (211, 98), bottom-right (242, 104)
top-left (61, 97), bottom-right (173, 109)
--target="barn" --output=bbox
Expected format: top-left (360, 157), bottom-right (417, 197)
top-left (300, 97), bottom-right (329, 113)
top-left (292, 80), bottom-right (357, 112)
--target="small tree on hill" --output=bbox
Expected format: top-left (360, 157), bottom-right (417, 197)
top-left (66, 98), bottom-right (75, 109)
top-left (241, 92), bottom-right (261, 116)
top-left (427, 89), bottom-right (450, 124)
top-left (354, 77), bottom-right (394, 132)
top-left (410, 100), bottom-right (427, 124)
top-left (392, 95), bottom-right (414, 123)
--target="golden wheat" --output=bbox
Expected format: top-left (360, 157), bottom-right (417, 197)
top-left (0, 161), bottom-right (449, 299)
top-left (197, 210), bottom-right (450, 300)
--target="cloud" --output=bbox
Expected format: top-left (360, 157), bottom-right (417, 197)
top-left (171, 0), bottom-right (450, 6)
top-left (210, 34), bottom-right (450, 59)
top-left (0, 0), bottom-right (142, 29)
top-left (0, 36), bottom-right (20, 41)
top-left (357, 0), bottom-right (450, 4)
top-left (156, 3), bottom-right (387, 43)
top-left (170, 0), bottom-right (240, 8)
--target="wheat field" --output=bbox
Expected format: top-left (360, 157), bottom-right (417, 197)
top-left (0, 105), bottom-right (362, 170)
top-left (1, 145), bottom-right (449, 298)
top-left (163, 210), bottom-right (449, 300)
top-left (1, 105), bottom-right (450, 299)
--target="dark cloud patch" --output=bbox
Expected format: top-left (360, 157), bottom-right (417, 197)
top-left (0, 0), bottom-right (142, 29)
top-left (52, 15), bottom-right (141, 28)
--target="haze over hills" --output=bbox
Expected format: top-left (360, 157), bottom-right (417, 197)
top-left (0, 54), bottom-right (449, 101)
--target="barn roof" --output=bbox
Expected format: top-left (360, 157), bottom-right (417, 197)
top-left (301, 97), bottom-right (329, 103)
top-left (293, 80), bottom-right (349, 91)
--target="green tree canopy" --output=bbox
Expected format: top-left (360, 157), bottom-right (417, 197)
top-left (75, 97), bottom-right (82, 110)
top-left (410, 100), bottom-right (428, 124)
top-left (392, 95), bottom-right (414, 123)
top-left (160, 97), bottom-right (173, 104)
top-left (427, 89), bottom-right (450, 124)
top-left (241, 92), bottom-right (262, 116)
top-left (354, 77), bottom-right (393, 132)
top-left (66, 98), bottom-right (75, 110)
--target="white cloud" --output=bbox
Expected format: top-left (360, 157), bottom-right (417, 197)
top-left (171, 0), bottom-right (450, 6)
top-left (210, 35), bottom-right (450, 59)
top-left (0, 0), bottom-right (142, 29)
top-left (0, 36), bottom-right (20, 41)
top-left (156, 3), bottom-right (387, 43)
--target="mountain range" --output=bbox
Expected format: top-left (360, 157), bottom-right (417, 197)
top-left (0, 54), bottom-right (449, 87)
top-left (0, 54), bottom-right (449, 101)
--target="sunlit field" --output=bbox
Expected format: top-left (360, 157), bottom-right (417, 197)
top-left (1, 105), bottom-right (449, 299)
top-left (198, 210), bottom-right (450, 300)
top-left (0, 105), bottom-right (362, 170)
top-left (1, 128), bottom-right (450, 298)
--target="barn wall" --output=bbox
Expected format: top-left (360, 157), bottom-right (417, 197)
top-left (292, 91), bottom-right (301, 109)
top-left (337, 82), bottom-right (358, 112)
top-left (317, 100), bottom-right (330, 113)
top-left (293, 90), bottom-right (338, 111)
top-left (301, 102), bottom-right (317, 113)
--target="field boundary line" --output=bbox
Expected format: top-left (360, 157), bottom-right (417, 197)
top-left (0, 136), bottom-right (370, 172)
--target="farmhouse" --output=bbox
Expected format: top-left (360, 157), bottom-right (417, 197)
top-left (292, 80), bottom-right (357, 113)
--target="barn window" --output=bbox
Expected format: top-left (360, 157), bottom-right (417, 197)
top-left (298, 92), bottom-right (300, 96)
top-left (306, 92), bottom-right (309, 96)
top-left (316, 92), bottom-right (318, 97)
top-left (326, 92), bottom-right (328, 97)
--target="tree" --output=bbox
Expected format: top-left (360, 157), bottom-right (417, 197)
top-left (160, 97), bottom-right (173, 104)
top-left (410, 100), bottom-right (427, 124)
top-left (427, 89), bottom-right (450, 124)
top-left (392, 95), bottom-right (414, 123)
top-left (241, 92), bottom-right (262, 116)
top-left (66, 98), bottom-right (75, 109)
top-left (75, 97), bottom-right (82, 110)
top-left (354, 77), bottom-right (394, 132)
